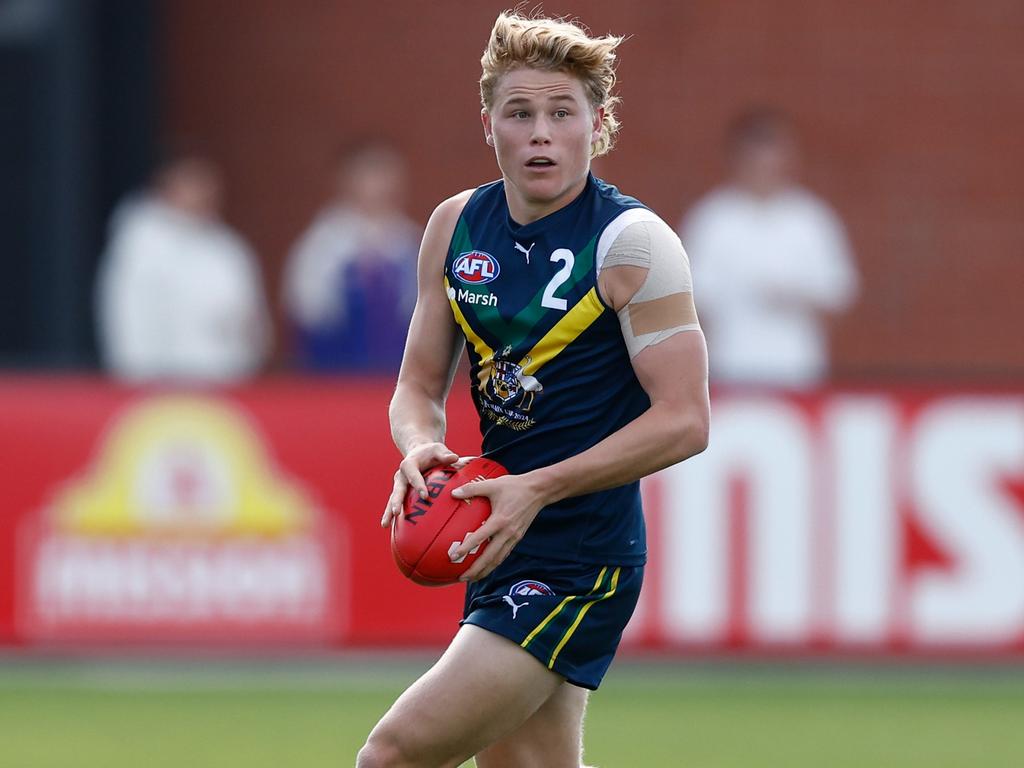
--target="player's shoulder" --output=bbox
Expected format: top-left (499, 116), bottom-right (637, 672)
top-left (427, 178), bottom-right (510, 240)
top-left (616, 214), bottom-right (681, 253)
top-left (433, 188), bottom-right (476, 220)
top-left (417, 187), bottom-right (488, 270)
top-left (597, 205), bottom-right (675, 269)
top-left (424, 188), bottom-right (476, 241)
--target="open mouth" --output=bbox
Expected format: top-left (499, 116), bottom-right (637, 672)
top-left (526, 157), bottom-right (556, 168)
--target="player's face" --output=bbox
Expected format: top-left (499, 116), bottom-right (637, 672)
top-left (482, 68), bottom-right (603, 224)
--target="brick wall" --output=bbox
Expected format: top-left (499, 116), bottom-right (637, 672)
top-left (164, 1), bottom-right (1024, 379)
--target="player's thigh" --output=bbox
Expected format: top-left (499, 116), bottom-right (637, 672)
top-left (361, 624), bottom-right (564, 767)
top-left (475, 681), bottom-right (589, 768)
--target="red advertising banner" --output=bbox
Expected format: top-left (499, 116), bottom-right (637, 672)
top-left (0, 377), bottom-right (481, 649)
top-left (627, 389), bottom-right (1024, 655)
top-left (1, 377), bottom-right (1022, 655)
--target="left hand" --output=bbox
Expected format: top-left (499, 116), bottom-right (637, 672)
top-left (449, 472), bottom-right (549, 582)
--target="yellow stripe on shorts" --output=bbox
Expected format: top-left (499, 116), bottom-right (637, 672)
top-left (520, 567), bottom-right (608, 651)
top-left (547, 567), bottom-right (622, 669)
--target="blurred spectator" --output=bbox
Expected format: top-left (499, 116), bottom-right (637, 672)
top-left (95, 150), bottom-right (271, 383)
top-left (680, 108), bottom-right (859, 388)
top-left (283, 139), bottom-right (420, 372)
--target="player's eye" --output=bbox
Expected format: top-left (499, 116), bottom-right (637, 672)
top-left (511, 110), bottom-right (530, 119)
top-left (554, 109), bottom-right (570, 119)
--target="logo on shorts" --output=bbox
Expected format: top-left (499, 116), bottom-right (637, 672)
top-left (502, 595), bottom-right (528, 619)
top-left (453, 251), bottom-right (500, 284)
top-left (509, 580), bottom-right (554, 597)
top-left (503, 580), bottom-right (553, 620)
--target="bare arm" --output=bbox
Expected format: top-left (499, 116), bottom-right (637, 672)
top-left (381, 189), bottom-right (474, 526)
top-left (526, 324), bottom-right (708, 496)
top-left (453, 261), bottom-right (710, 579)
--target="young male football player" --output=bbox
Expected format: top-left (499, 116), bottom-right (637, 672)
top-left (358, 11), bottom-right (710, 768)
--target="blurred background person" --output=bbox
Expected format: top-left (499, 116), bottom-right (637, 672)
top-left (95, 149), bottom-right (271, 383)
top-left (282, 139), bottom-right (421, 373)
top-left (680, 107), bottom-right (859, 389)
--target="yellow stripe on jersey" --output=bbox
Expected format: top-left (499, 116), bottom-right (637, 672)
top-left (521, 566), bottom-right (608, 651)
top-left (445, 277), bottom-right (494, 390)
top-left (547, 567), bottom-right (622, 669)
top-left (519, 288), bottom-right (605, 376)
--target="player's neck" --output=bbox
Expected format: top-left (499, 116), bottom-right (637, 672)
top-left (505, 175), bottom-right (589, 226)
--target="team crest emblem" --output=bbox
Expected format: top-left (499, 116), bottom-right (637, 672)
top-left (509, 580), bottom-right (554, 597)
top-left (488, 346), bottom-right (543, 407)
top-left (453, 251), bottom-right (500, 284)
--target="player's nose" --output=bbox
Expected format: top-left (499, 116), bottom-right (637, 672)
top-left (530, 116), bottom-right (552, 144)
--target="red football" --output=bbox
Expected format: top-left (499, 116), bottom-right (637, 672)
top-left (391, 456), bottom-right (508, 586)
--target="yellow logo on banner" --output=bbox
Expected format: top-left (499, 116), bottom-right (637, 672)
top-left (52, 396), bottom-right (312, 538)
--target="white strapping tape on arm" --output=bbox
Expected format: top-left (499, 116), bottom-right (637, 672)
top-left (598, 211), bottom-right (701, 358)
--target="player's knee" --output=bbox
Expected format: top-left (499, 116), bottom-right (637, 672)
top-left (355, 732), bottom-right (408, 768)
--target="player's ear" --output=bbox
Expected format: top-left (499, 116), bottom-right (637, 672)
top-left (591, 105), bottom-right (605, 144)
top-left (481, 109), bottom-right (494, 147)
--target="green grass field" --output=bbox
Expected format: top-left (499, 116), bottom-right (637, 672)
top-left (1, 657), bottom-right (1022, 767)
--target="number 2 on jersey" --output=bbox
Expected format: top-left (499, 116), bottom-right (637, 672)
top-left (541, 248), bottom-right (574, 311)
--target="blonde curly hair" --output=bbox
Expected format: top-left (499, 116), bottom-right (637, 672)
top-left (480, 11), bottom-right (624, 158)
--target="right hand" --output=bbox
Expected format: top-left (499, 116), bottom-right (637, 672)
top-left (381, 442), bottom-right (464, 527)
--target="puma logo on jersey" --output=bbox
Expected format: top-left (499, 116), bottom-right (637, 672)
top-left (514, 241), bottom-right (535, 264)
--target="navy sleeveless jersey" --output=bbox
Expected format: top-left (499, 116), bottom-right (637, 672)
top-left (444, 174), bottom-right (652, 566)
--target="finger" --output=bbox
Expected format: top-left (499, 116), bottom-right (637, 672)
top-left (437, 448), bottom-right (459, 464)
top-left (382, 472), bottom-right (408, 527)
top-left (451, 455), bottom-right (478, 470)
top-left (381, 486), bottom-right (404, 527)
top-left (450, 522), bottom-right (493, 562)
top-left (462, 536), bottom-right (516, 582)
top-left (455, 517), bottom-right (506, 569)
top-left (422, 445), bottom-right (458, 468)
top-left (401, 458), bottom-right (429, 499)
top-left (451, 478), bottom-right (489, 500)
top-left (457, 537), bottom-right (496, 581)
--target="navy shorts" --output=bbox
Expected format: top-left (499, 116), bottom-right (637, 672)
top-left (461, 551), bottom-right (643, 690)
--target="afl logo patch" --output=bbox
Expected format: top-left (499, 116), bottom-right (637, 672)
top-left (453, 251), bottom-right (500, 284)
top-left (509, 579), bottom-right (554, 597)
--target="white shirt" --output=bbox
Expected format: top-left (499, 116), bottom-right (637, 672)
top-left (96, 197), bottom-right (270, 383)
top-left (283, 204), bottom-right (421, 329)
top-left (681, 186), bottom-right (858, 388)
